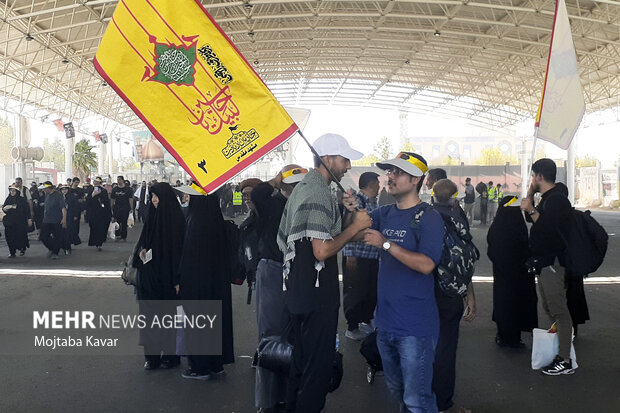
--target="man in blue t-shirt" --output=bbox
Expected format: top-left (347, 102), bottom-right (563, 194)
top-left (363, 152), bottom-right (445, 413)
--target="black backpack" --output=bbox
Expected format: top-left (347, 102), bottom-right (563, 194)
top-left (561, 209), bottom-right (608, 277)
top-left (223, 219), bottom-right (245, 285)
top-left (413, 205), bottom-right (480, 298)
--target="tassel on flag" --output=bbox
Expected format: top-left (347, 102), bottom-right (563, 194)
top-left (94, 0), bottom-right (298, 193)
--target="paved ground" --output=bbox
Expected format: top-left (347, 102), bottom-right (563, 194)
top-left (0, 210), bottom-right (619, 413)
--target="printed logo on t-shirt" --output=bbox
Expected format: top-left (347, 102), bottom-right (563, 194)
top-left (382, 228), bottom-right (408, 243)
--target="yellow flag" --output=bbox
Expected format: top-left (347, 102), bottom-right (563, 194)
top-left (94, 0), bottom-right (298, 193)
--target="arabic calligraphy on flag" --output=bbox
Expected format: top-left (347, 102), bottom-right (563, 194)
top-left (94, 0), bottom-right (298, 193)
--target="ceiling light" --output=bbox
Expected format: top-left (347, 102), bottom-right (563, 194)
top-left (434, 30), bottom-right (441, 37)
top-left (253, 60), bottom-right (259, 65)
top-left (248, 30), bottom-right (255, 36)
top-left (405, 59), bottom-right (410, 64)
top-left (62, 58), bottom-right (69, 64)
top-left (244, 2), bottom-right (253, 10)
top-left (102, 81), bottom-right (108, 87)
top-left (25, 33), bottom-right (34, 41)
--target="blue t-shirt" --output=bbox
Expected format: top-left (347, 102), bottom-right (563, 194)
top-left (370, 203), bottom-right (445, 339)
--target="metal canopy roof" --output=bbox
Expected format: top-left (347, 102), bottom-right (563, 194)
top-left (1, 0), bottom-right (620, 131)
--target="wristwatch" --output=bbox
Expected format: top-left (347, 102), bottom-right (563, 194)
top-left (382, 241), bottom-right (392, 251)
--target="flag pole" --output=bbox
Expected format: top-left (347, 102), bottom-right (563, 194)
top-left (296, 130), bottom-right (347, 193)
top-left (523, 127), bottom-right (539, 199)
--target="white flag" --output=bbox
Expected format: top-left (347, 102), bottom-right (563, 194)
top-left (535, 0), bottom-right (585, 150)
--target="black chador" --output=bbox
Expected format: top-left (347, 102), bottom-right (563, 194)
top-left (487, 196), bottom-right (538, 347)
top-left (86, 184), bottom-right (112, 249)
top-left (177, 194), bottom-right (234, 375)
top-left (133, 183), bottom-right (185, 369)
top-left (2, 190), bottom-right (31, 257)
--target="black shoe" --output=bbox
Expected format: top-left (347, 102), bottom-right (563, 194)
top-left (495, 336), bottom-right (525, 348)
top-left (181, 369), bottom-right (211, 380)
top-left (19, 249), bottom-right (25, 256)
top-left (144, 360), bottom-right (159, 370)
top-left (541, 355), bottom-right (575, 375)
top-left (97, 246), bottom-right (102, 251)
top-left (8, 254), bottom-right (16, 258)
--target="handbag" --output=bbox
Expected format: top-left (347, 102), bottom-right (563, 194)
top-left (121, 256), bottom-right (137, 286)
top-left (257, 322), bottom-right (293, 373)
top-left (531, 327), bottom-right (578, 370)
top-left (120, 242), bottom-right (140, 286)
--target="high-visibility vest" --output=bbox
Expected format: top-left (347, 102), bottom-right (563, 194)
top-left (232, 191), bottom-right (242, 206)
top-left (498, 190), bottom-right (503, 200)
top-left (488, 186), bottom-right (498, 202)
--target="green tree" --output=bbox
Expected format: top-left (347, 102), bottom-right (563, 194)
top-left (352, 154), bottom-right (380, 167)
top-left (373, 136), bottom-right (393, 161)
top-left (576, 155), bottom-right (598, 168)
top-left (475, 147), bottom-right (518, 166)
top-left (399, 141), bottom-right (415, 153)
top-left (42, 137), bottom-right (65, 171)
top-left (73, 139), bottom-right (98, 180)
top-left (441, 155), bottom-right (460, 166)
top-left (119, 156), bottom-right (140, 171)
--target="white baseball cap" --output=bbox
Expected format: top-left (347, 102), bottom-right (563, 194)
top-left (313, 133), bottom-right (363, 161)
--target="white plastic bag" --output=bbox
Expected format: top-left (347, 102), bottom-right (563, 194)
top-left (108, 222), bottom-right (119, 240)
top-left (127, 213), bottom-right (134, 228)
top-left (531, 328), bottom-right (578, 370)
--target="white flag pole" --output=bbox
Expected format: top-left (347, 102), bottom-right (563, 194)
top-left (523, 127), bottom-right (539, 199)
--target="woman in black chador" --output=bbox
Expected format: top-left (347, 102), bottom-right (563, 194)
top-left (86, 178), bottom-right (112, 251)
top-left (133, 182), bottom-right (185, 370)
top-left (487, 195), bottom-right (538, 347)
top-left (177, 191), bottom-right (234, 379)
top-left (2, 185), bottom-right (31, 258)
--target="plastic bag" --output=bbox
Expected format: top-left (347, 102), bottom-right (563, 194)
top-left (127, 213), bottom-right (134, 228)
top-left (531, 327), bottom-right (578, 370)
top-left (108, 222), bottom-right (119, 240)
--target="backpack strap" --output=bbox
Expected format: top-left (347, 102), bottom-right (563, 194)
top-left (410, 203), bottom-right (431, 245)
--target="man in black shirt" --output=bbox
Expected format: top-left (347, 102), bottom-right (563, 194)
top-left (521, 158), bottom-right (575, 375)
top-left (251, 164), bottom-right (307, 413)
top-left (70, 177), bottom-right (84, 245)
top-left (110, 175), bottom-right (134, 241)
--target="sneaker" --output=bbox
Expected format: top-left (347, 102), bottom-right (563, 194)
top-left (541, 356), bottom-right (575, 376)
top-left (181, 369), bottom-right (211, 380)
top-left (359, 322), bottom-right (375, 335)
top-left (345, 328), bottom-right (367, 341)
top-left (51, 254), bottom-right (59, 260)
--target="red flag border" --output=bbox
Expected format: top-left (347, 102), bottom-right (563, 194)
top-left (93, 0), bottom-right (298, 194)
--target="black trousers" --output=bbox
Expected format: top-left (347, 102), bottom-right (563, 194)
top-left (432, 290), bottom-right (465, 412)
top-left (343, 257), bottom-right (378, 331)
top-left (40, 223), bottom-right (62, 255)
top-left (113, 207), bottom-right (130, 240)
top-left (286, 307), bottom-right (338, 413)
top-left (69, 213), bottom-right (81, 245)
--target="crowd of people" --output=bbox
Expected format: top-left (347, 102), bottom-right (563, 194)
top-left (1, 139), bottom-right (590, 413)
top-left (0, 175), bottom-right (167, 258)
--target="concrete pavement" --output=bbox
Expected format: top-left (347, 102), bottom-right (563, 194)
top-left (0, 210), bottom-right (619, 413)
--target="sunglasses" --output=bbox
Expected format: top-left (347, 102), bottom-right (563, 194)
top-left (386, 167), bottom-right (406, 177)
